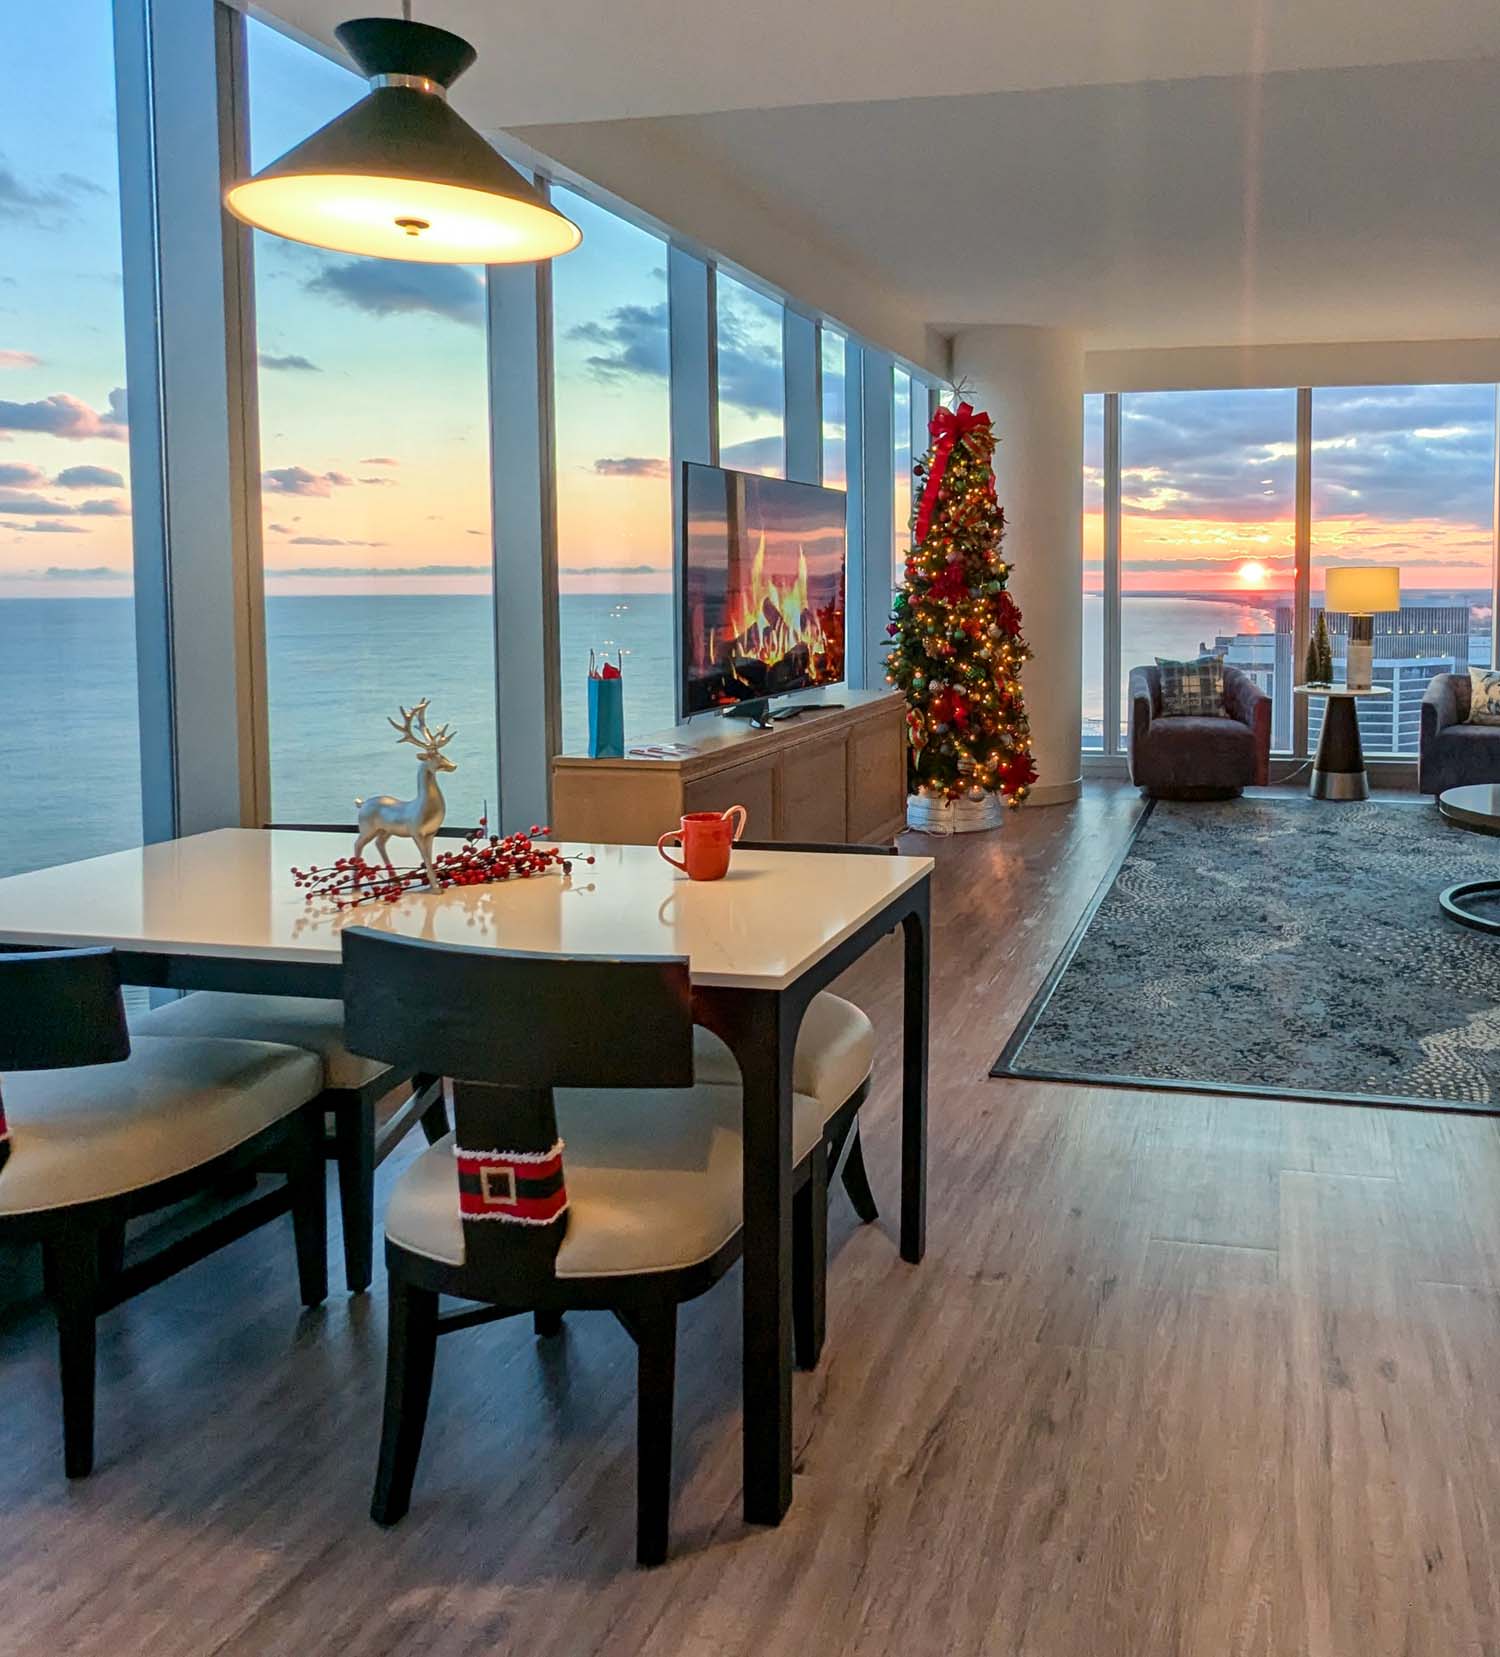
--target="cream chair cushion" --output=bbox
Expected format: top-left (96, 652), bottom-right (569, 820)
top-left (0, 1035), bottom-right (322, 1216)
top-left (693, 992), bottom-right (875, 1117)
top-left (131, 992), bottom-right (390, 1092)
top-left (385, 1081), bottom-right (823, 1276)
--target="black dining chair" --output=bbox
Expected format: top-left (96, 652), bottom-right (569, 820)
top-left (341, 926), bottom-right (833, 1566)
top-left (0, 948), bottom-right (328, 1479)
top-left (131, 989), bottom-right (446, 1294)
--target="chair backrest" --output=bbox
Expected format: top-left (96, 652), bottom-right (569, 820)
top-left (1127, 665), bottom-right (1163, 717)
top-left (341, 927), bottom-right (694, 1285)
top-left (1450, 671), bottom-right (1474, 720)
top-left (0, 948), bottom-right (130, 1171)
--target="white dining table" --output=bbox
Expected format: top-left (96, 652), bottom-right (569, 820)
top-left (0, 828), bottom-right (934, 1526)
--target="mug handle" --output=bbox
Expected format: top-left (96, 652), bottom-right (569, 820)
top-left (722, 804), bottom-right (748, 841)
top-left (656, 830), bottom-right (688, 872)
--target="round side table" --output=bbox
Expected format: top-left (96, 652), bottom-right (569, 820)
top-left (1293, 683), bottom-right (1392, 801)
top-left (1437, 783), bottom-right (1500, 934)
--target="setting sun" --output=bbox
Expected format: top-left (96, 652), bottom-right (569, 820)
top-left (1237, 560), bottom-right (1270, 588)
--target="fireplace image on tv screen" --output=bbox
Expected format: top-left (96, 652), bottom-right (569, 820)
top-left (681, 463), bottom-right (847, 716)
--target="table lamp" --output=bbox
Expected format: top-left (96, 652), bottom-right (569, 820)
top-left (1324, 566), bottom-right (1399, 692)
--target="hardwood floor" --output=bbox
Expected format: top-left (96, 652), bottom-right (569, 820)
top-left (6, 782), bottom-right (1500, 1655)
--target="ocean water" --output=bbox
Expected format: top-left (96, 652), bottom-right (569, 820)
top-left (0, 594), bottom-right (679, 879)
top-left (1082, 592), bottom-right (1280, 743)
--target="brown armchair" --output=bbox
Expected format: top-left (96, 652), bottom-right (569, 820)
top-left (1128, 664), bottom-right (1272, 800)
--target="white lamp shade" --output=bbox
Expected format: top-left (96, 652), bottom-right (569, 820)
top-left (1324, 565), bottom-right (1400, 614)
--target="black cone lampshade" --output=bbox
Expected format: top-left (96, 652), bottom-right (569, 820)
top-left (225, 18), bottom-right (580, 264)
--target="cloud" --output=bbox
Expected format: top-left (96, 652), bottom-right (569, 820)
top-left (288, 535), bottom-right (387, 547)
top-left (359, 476), bottom-right (397, 486)
top-left (0, 463), bottom-right (45, 487)
top-left (0, 390), bottom-right (127, 441)
top-left (1117, 385), bottom-right (1497, 529)
top-left (79, 498), bottom-right (127, 516)
top-left (41, 564), bottom-right (119, 576)
top-left (592, 456), bottom-right (668, 479)
top-left (258, 352), bottom-right (320, 373)
top-left (0, 159), bottom-right (103, 220)
top-left (0, 489), bottom-right (74, 515)
top-left (262, 466), bottom-right (355, 497)
top-left (714, 295), bottom-right (788, 421)
top-left (54, 464), bottom-right (125, 489)
top-left (567, 302), bottom-right (670, 383)
top-left (560, 563), bottom-right (667, 576)
top-left (268, 522), bottom-right (293, 535)
top-left (0, 350), bottom-right (41, 370)
top-left (305, 259), bottom-right (484, 326)
top-left (361, 456), bottom-right (399, 467)
top-left (20, 523), bottom-right (88, 535)
top-left (270, 563), bottom-right (487, 578)
top-left (718, 436), bottom-right (786, 474)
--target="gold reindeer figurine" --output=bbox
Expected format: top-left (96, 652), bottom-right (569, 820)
top-left (354, 699), bottom-right (457, 889)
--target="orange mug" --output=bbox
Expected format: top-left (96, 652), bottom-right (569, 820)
top-left (657, 805), bottom-right (748, 881)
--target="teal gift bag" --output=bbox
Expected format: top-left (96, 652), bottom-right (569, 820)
top-left (588, 658), bottom-right (625, 758)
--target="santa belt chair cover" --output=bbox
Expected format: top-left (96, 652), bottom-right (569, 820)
top-left (131, 991), bottom-right (447, 1294)
top-left (341, 926), bottom-right (838, 1567)
top-left (0, 948), bottom-right (329, 1480)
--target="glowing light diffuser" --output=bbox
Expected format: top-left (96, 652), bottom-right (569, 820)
top-left (225, 17), bottom-right (580, 265)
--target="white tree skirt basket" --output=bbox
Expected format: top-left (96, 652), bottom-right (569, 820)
top-left (906, 791), bottom-right (1006, 835)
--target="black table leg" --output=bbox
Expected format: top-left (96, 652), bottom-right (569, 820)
top-left (700, 985), bottom-right (797, 1526)
top-left (901, 886), bottom-right (930, 1264)
top-left (1310, 696), bottom-right (1369, 801)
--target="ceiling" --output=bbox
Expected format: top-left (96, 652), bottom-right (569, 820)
top-left (258, 0), bottom-right (1500, 351)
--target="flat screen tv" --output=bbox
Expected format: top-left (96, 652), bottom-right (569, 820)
top-left (681, 463), bottom-right (846, 717)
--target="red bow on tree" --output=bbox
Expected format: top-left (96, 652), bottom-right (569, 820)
top-left (915, 402), bottom-right (993, 545)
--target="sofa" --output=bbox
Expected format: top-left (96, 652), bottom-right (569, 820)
top-left (1419, 672), bottom-right (1500, 794)
top-left (1127, 663), bottom-right (1272, 800)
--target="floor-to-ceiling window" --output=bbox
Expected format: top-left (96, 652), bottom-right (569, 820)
top-left (715, 272), bottom-right (784, 478)
top-left (0, 0), bottom-right (139, 876)
top-left (247, 18), bottom-right (494, 826)
top-left (892, 367), bottom-right (913, 587)
top-left (1086, 379), bottom-right (1500, 763)
top-left (821, 329), bottom-right (847, 490)
top-left (1082, 393), bottom-right (1106, 751)
top-left (1119, 389), bottom-right (1298, 749)
top-left (1311, 384), bottom-right (1498, 756)
top-left (550, 186), bottom-right (674, 747)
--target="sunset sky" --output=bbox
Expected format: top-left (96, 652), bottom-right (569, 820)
top-left (1085, 385), bottom-right (1498, 599)
top-left (1, 4), bottom-right (789, 601)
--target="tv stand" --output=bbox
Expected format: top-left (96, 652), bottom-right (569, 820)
top-left (550, 688), bottom-right (906, 846)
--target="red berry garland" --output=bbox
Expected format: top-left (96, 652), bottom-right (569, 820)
top-left (292, 819), bottom-right (594, 910)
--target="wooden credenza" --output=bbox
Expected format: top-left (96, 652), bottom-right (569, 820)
top-left (550, 688), bottom-right (908, 847)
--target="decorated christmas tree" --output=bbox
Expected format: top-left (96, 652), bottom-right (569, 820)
top-left (886, 401), bottom-right (1036, 807)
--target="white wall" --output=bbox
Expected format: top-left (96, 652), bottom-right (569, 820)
top-left (952, 325), bottom-right (1084, 806)
top-left (1086, 338), bottom-right (1500, 392)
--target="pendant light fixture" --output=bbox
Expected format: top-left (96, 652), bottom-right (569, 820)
top-left (225, 4), bottom-right (580, 265)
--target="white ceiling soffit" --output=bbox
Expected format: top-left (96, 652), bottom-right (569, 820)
top-left (525, 56), bottom-right (1500, 350)
top-left (253, 0), bottom-right (1500, 127)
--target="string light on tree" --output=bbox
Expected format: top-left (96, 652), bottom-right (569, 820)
top-left (886, 400), bottom-right (1036, 809)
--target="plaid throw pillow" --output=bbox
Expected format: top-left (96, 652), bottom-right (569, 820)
top-left (1155, 656), bottom-right (1227, 718)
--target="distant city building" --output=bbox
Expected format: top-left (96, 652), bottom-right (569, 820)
top-left (1211, 604), bottom-right (1478, 756)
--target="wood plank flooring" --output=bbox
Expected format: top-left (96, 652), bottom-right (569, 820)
top-left (6, 783), bottom-right (1500, 1656)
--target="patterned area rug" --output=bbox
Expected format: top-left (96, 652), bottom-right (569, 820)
top-left (995, 797), bottom-right (1500, 1111)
